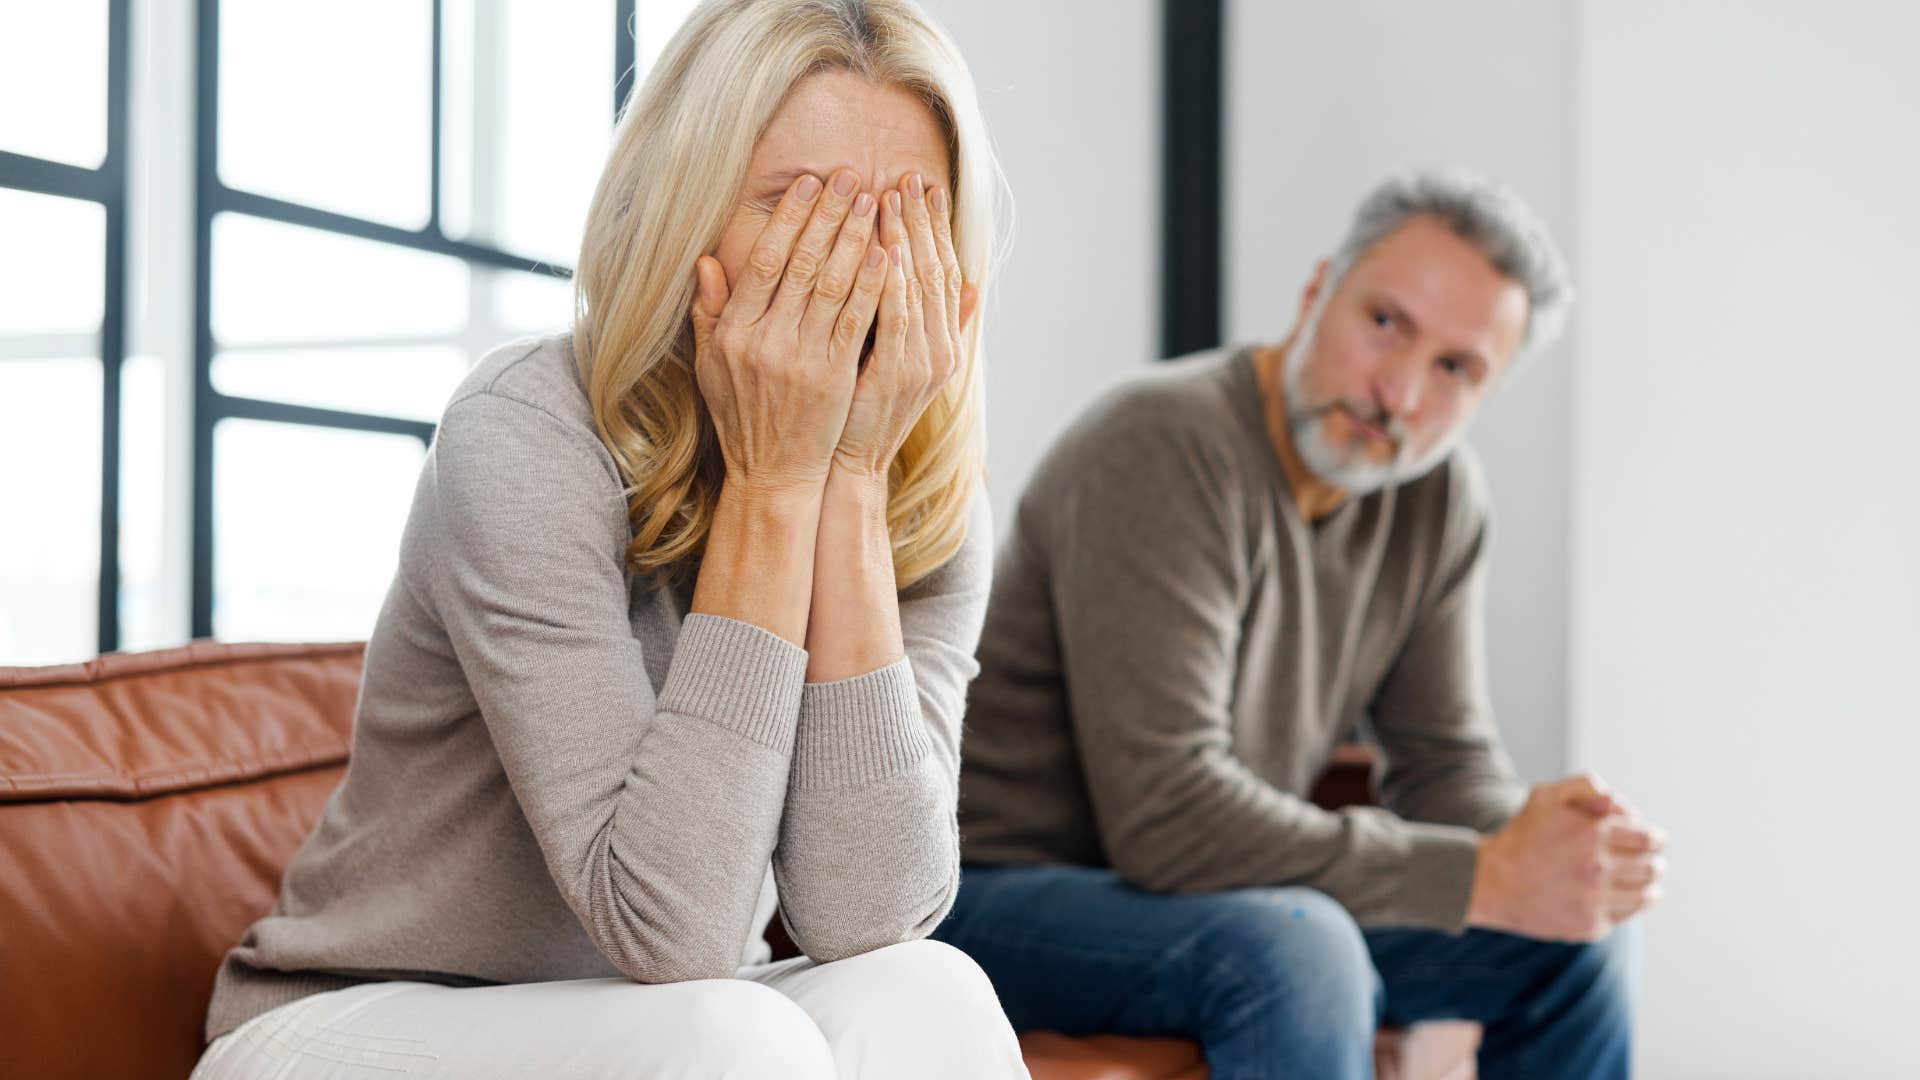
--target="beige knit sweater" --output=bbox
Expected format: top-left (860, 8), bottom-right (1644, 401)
top-left (205, 333), bottom-right (992, 1041)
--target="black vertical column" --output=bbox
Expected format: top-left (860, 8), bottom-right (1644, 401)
top-left (190, 0), bottom-right (220, 639)
top-left (614, 0), bottom-right (638, 118)
top-left (1160, 0), bottom-right (1224, 360)
top-left (96, 0), bottom-right (131, 653)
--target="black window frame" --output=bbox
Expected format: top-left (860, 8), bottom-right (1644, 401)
top-left (0, 0), bottom-right (132, 656)
top-left (188, 0), bottom-right (642, 639)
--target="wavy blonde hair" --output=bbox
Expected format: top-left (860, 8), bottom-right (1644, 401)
top-left (572, 0), bottom-right (1002, 589)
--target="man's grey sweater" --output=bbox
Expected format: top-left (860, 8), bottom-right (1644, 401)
top-left (205, 333), bottom-right (992, 1041)
top-left (957, 347), bottom-right (1525, 932)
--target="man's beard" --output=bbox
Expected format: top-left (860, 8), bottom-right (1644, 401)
top-left (1281, 288), bottom-right (1461, 496)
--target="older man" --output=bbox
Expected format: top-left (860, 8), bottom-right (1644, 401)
top-left (932, 171), bottom-right (1666, 1079)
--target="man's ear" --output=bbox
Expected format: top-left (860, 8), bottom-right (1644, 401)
top-left (959, 281), bottom-right (982, 332)
top-left (1301, 258), bottom-right (1331, 317)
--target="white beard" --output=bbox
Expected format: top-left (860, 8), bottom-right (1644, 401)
top-left (1280, 289), bottom-right (1462, 496)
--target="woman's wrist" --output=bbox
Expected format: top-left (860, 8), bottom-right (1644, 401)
top-left (691, 478), bottom-right (825, 646)
top-left (822, 461), bottom-right (891, 514)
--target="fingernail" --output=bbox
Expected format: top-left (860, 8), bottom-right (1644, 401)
top-left (854, 192), bottom-right (875, 217)
top-left (832, 170), bottom-right (856, 197)
top-left (796, 174), bottom-right (822, 201)
top-left (891, 243), bottom-right (904, 265)
top-left (907, 173), bottom-right (924, 198)
top-left (867, 245), bottom-right (885, 268)
top-left (930, 186), bottom-right (948, 214)
top-left (886, 191), bottom-right (902, 216)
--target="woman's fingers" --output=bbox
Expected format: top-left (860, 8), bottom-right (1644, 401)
top-left (725, 173), bottom-right (824, 326)
top-left (829, 243), bottom-right (891, 370)
top-left (928, 184), bottom-right (965, 342)
top-left (689, 255), bottom-right (729, 349)
top-left (899, 174), bottom-right (949, 345)
top-left (882, 190), bottom-right (928, 354)
top-left (799, 188), bottom-right (879, 350)
top-left (766, 168), bottom-right (862, 328)
top-left (875, 229), bottom-right (910, 362)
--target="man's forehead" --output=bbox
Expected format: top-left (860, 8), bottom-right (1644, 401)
top-left (1344, 216), bottom-right (1530, 359)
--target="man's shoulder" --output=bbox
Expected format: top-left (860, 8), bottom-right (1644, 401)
top-left (1043, 346), bottom-right (1259, 480)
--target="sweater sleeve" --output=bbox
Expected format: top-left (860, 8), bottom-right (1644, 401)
top-left (1052, 426), bottom-right (1484, 932)
top-left (425, 391), bottom-right (806, 983)
top-left (1369, 455), bottom-right (1527, 834)
top-left (770, 488), bottom-right (992, 961)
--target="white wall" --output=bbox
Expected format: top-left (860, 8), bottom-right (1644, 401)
top-left (913, 0), bottom-right (1161, 530)
top-left (1225, 0), bottom-right (1577, 783)
top-left (1572, 2), bottom-right (1920, 1076)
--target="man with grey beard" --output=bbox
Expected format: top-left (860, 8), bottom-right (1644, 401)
top-left (931, 171), bottom-right (1666, 1079)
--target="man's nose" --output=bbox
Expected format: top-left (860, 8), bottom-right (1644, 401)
top-left (1368, 354), bottom-right (1424, 420)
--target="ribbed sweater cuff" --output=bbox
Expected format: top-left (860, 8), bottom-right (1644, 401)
top-left (789, 657), bottom-right (931, 790)
top-left (205, 969), bottom-right (374, 1042)
top-left (1399, 823), bottom-right (1485, 934)
top-left (658, 614), bottom-right (809, 753)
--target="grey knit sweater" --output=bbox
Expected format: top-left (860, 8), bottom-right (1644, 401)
top-left (958, 347), bottom-right (1524, 932)
top-left (205, 333), bottom-right (992, 1041)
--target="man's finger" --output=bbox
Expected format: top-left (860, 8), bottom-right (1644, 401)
top-left (1606, 819), bottom-right (1668, 855)
top-left (1608, 883), bottom-right (1662, 922)
top-left (1608, 852), bottom-right (1666, 889)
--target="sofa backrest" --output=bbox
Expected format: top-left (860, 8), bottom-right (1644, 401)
top-left (0, 641), bottom-right (364, 1080)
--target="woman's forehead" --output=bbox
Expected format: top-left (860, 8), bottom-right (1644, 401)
top-left (746, 71), bottom-right (951, 194)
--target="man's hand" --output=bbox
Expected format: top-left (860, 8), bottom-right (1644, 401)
top-left (1466, 773), bottom-right (1668, 942)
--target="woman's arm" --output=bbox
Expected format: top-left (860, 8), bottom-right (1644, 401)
top-left (773, 174), bottom-right (988, 960)
top-left (429, 390), bottom-right (812, 985)
top-left (428, 173), bottom-right (889, 985)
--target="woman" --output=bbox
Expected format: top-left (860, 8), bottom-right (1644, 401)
top-left (192, 1), bottom-right (1026, 1076)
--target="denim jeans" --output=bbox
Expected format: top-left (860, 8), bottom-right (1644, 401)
top-left (931, 863), bottom-right (1635, 1080)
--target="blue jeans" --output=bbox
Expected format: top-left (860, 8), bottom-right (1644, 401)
top-left (931, 863), bottom-right (1635, 1080)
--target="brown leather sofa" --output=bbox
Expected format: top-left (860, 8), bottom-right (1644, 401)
top-left (0, 640), bottom-right (1478, 1079)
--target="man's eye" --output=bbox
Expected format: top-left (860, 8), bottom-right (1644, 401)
top-left (1370, 310), bottom-right (1393, 330)
top-left (1439, 357), bottom-right (1467, 378)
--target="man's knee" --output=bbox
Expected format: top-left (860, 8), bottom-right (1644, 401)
top-left (1191, 887), bottom-right (1378, 1034)
top-left (1565, 922), bottom-right (1637, 1027)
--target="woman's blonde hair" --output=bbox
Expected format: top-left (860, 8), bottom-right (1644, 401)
top-left (572, 0), bottom-right (1003, 589)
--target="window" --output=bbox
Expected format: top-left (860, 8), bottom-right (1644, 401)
top-left (0, 0), bottom-right (126, 666)
top-left (0, 0), bottom-right (702, 663)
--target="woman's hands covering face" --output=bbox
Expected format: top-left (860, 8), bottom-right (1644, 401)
top-left (690, 169), bottom-right (884, 496)
top-left (832, 172), bottom-right (966, 480)
top-left (689, 169), bottom-right (964, 494)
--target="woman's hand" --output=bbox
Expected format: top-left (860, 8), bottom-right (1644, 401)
top-left (833, 172), bottom-right (971, 480)
top-left (689, 170), bottom-right (888, 498)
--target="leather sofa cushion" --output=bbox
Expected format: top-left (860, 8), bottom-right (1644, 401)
top-left (0, 642), bottom-right (363, 1080)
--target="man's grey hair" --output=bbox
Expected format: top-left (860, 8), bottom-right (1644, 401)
top-left (1331, 169), bottom-right (1574, 361)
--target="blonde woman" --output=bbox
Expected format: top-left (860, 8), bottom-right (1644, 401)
top-left (191, 1), bottom-right (1026, 1076)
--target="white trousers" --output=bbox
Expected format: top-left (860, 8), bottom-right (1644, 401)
top-left (191, 940), bottom-right (1029, 1080)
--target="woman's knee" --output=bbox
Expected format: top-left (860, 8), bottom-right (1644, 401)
top-left (655, 980), bottom-right (837, 1080)
top-left (820, 939), bottom-right (1012, 1031)
top-left (799, 939), bottom-right (1024, 1078)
